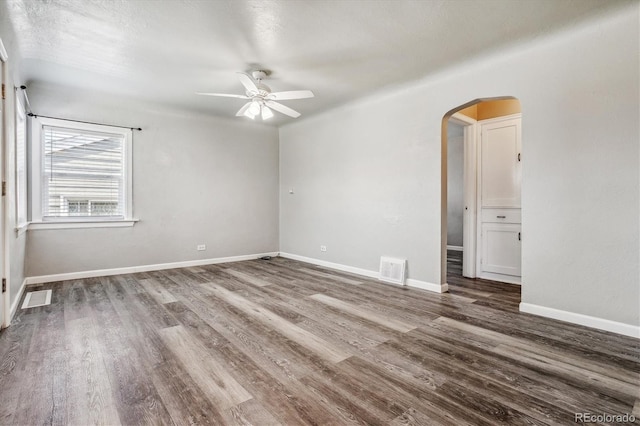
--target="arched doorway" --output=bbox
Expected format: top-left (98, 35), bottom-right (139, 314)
top-left (441, 97), bottom-right (522, 292)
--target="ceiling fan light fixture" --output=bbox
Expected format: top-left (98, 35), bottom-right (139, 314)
top-left (248, 101), bottom-right (261, 116)
top-left (243, 108), bottom-right (256, 119)
top-left (261, 105), bottom-right (274, 120)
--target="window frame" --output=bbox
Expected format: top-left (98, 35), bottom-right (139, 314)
top-left (30, 117), bottom-right (135, 229)
top-left (15, 95), bottom-right (27, 231)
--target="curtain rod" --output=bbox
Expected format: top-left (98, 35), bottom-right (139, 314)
top-left (18, 85), bottom-right (33, 114)
top-left (20, 86), bottom-right (142, 131)
top-left (26, 113), bottom-right (142, 131)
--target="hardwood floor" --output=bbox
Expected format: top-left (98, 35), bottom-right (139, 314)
top-left (0, 257), bottom-right (638, 425)
top-left (446, 249), bottom-right (463, 277)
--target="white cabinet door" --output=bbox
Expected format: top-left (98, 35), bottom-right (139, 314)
top-left (481, 223), bottom-right (521, 276)
top-left (480, 118), bottom-right (521, 207)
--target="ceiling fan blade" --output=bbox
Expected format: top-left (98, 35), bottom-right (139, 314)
top-left (268, 90), bottom-right (314, 100)
top-left (237, 72), bottom-right (258, 94)
top-left (236, 102), bottom-right (252, 117)
top-left (196, 92), bottom-right (250, 99)
top-left (265, 101), bottom-right (301, 118)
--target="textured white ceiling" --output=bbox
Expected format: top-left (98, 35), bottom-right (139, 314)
top-left (0, 0), bottom-right (627, 126)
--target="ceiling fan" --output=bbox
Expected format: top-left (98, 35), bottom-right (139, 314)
top-left (196, 70), bottom-right (314, 120)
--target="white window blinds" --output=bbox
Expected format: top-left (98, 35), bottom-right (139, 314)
top-left (42, 125), bottom-right (125, 218)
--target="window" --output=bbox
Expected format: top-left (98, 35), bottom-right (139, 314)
top-left (41, 125), bottom-right (125, 218)
top-left (31, 117), bottom-right (134, 228)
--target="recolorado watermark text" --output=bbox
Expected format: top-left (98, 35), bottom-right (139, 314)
top-left (575, 412), bottom-right (635, 423)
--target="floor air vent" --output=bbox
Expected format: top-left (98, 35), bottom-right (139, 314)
top-left (379, 256), bottom-right (407, 285)
top-left (22, 289), bottom-right (52, 309)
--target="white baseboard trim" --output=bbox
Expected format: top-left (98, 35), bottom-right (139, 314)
top-left (479, 271), bottom-right (521, 285)
top-left (279, 252), bottom-right (448, 294)
top-left (9, 278), bottom-right (27, 322)
top-left (406, 279), bottom-right (449, 294)
top-left (24, 252), bottom-right (280, 286)
top-left (279, 252), bottom-right (378, 278)
top-left (519, 302), bottom-right (639, 339)
top-left (446, 245), bottom-right (463, 252)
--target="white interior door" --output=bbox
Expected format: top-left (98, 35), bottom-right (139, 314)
top-left (0, 41), bottom-right (6, 327)
top-left (448, 113), bottom-right (478, 279)
top-left (461, 119), bottom-right (477, 278)
top-left (0, 105), bottom-right (4, 328)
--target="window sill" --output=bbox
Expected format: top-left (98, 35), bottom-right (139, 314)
top-left (15, 223), bottom-right (30, 236)
top-left (28, 219), bottom-right (139, 231)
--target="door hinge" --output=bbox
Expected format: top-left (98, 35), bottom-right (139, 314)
top-left (1, 83), bottom-right (5, 100)
top-left (1, 181), bottom-right (5, 196)
top-left (2, 279), bottom-right (6, 293)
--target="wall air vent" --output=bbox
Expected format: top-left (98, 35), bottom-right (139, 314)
top-left (379, 256), bottom-right (407, 285)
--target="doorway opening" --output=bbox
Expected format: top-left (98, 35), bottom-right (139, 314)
top-left (441, 97), bottom-right (522, 293)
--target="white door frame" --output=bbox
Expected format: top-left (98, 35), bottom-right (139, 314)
top-left (449, 112), bottom-right (478, 278)
top-left (0, 38), bottom-right (8, 328)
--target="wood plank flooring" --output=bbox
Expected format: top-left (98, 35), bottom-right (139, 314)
top-left (0, 256), bottom-right (638, 425)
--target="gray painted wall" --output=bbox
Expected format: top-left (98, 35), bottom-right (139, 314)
top-left (446, 124), bottom-right (464, 248)
top-left (25, 84), bottom-right (279, 277)
top-left (280, 5), bottom-right (639, 327)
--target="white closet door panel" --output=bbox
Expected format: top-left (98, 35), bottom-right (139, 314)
top-left (481, 223), bottom-right (521, 276)
top-left (481, 119), bottom-right (521, 207)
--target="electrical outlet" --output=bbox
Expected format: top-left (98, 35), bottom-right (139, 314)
top-left (197, 244), bottom-right (206, 251)
top-left (320, 245), bottom-right (327, 252)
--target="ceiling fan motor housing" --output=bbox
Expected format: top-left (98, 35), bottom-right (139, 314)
top-left (251, 70), bottom-right (268, 80)
top-left (253, 83), bottom-right (271, 97)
